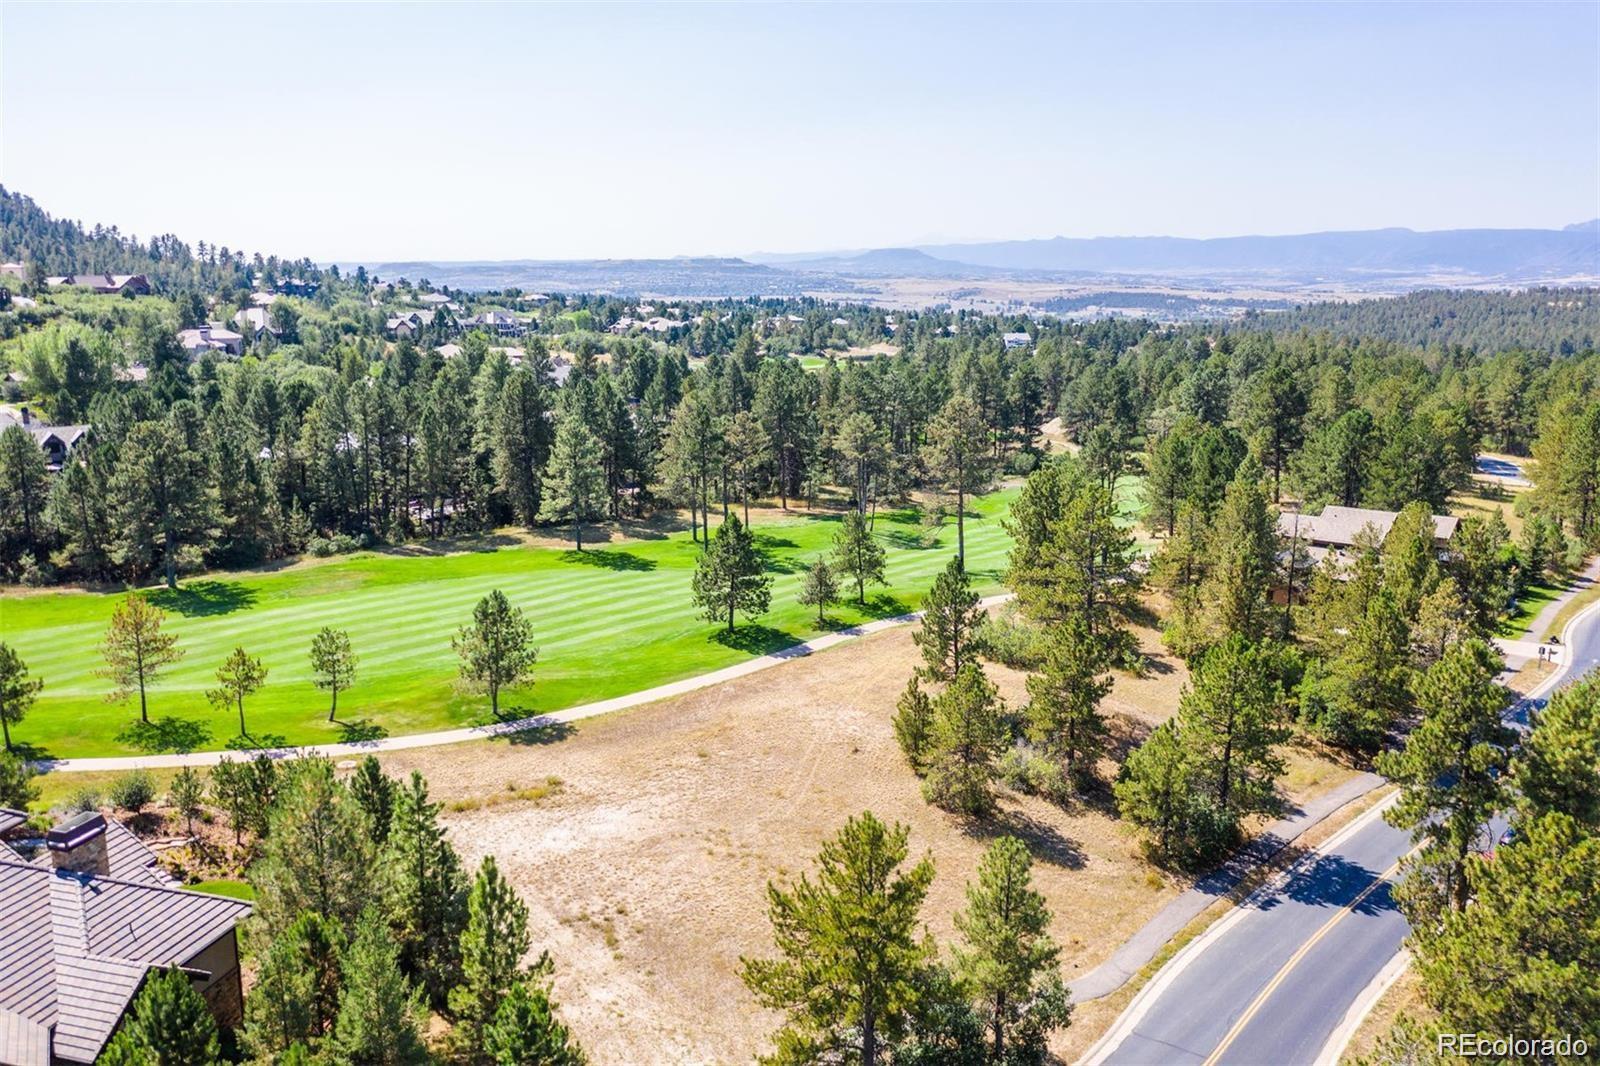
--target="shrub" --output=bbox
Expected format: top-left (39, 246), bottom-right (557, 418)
top-left (975, 606), bottom-right (1048, 669)
top-left (65, 787), bottom-right (102, 814)
top-left (0, 751), bottom-right (38, 810)
top-left (109, 770), bottom-right (156, 813)
top-left (996, 742), bottom-right (1067, 801)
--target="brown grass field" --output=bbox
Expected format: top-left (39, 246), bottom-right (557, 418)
top-left (376, 614), bottom-right (1357, 1063)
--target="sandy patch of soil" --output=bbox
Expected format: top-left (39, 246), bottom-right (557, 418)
top-left (379, 618), bottom-right (1348, 1063)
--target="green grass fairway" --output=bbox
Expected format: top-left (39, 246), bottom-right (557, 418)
top-left (1, 491), bottom-right (1017, 759)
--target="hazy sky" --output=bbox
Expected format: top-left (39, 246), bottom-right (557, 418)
top-left (4, 2), bottom-right (1596, 262)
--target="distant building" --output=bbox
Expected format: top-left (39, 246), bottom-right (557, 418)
top-left (385, 309), bottom-right (438, 338)
top-left (460, 310), bottom-right (526, 337)
top-left (0, 810), bottom-right (252, 1065)
top-left (177, 323), bottom-right (244, 358)
top-left (1002, 331), bottom-right (1032, 350)
top-left (0, 407), bottom-right (90, 470)
top-left (44, 274), bottom-right (151, 297)
top-left (0, 262), bottom-right (26, 279)
top-left (231, 306), bottom-right (279, 341)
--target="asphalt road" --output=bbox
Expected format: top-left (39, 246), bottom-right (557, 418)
top-left (1089, 600), bottom-right (1600, 1066)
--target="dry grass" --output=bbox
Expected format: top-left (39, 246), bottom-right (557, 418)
top-left (1339, 962), bottom-right (1432, 1065)
top-left (1450, 484), bottom-right (1527, 541)
top-left (378, 614), bottom-right (1354, 1064)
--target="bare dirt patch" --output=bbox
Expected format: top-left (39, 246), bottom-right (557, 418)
top-left (378, 618), bottom-right (1348, 1063)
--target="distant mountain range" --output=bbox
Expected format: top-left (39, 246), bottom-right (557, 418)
top-left (353, 221), bottom-right (1599, 298)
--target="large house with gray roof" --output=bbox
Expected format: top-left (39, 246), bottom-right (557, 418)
top-left (1274, 504), bottom-right (1460, 604)
top-left (0, 408), bottom-right (89, 471)
top-left (0, 810), bottom-right (251, 1065)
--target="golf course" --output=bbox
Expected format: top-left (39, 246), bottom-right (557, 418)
top-left (1, 491), bottom-right (1020, 759)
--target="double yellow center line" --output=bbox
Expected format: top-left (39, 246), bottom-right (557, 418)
top-left (1200, 850), bottom-right (1415, 1066)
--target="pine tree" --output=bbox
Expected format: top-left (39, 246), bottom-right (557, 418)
top-left (1179, 635), bottom-right (1286, 825)
top-left (1025, 618), bottom-right (1112, 791)
top-left (741, 812), bottom-right (935, 1066)
top-left (0, 642), bottom-right (42, 753)
top-left (252, 757), bottom-right (375, 937)
top-left (1114, 721), bottom-right (1193, 862)
top-left (204, 645), bottom-right (267, 738)
top-left (1510, 671), bottom-right (1600, 829)
top-left (1410, 577), bottom-right (1474, 666)
top-left (953, 837), bottom-right (1072, 1063)
top-left (832, 510), bottom-right (887, 605)
top-left (309, 626), bottom-right (358, 722)
top-left (1150, 502), bottom-right (1210, 657)
top-left (1409, 813), bottom-right (1600, 1044)
top-left (724, 409), bottom-right (771, 527)
top-left (1006, 459), bottom-right (1139, 665)
top-left (0, 424), bottom-right (49, 571)
top-left (483, 980), bottom-right (587, 1066)
top-left (538, 404), bottom-right (606, 551)
top-left (1378, 639), bottom-right (1512, 914)
top-left (382, 771), bottom-right (469, 1007)
top-left (454, 589), bottom-right (538, 717)
top-left (168, 766), bottom-right (205, 836)
top-left (797, 555), bottom-right (838, 625)
top-left (690, 513), bottom-right (772, 633)
top-left (244, 912), bottom-right (345, 1058)
top-left (350, 755), bottom-right (399, 844)
top-left (99, 596), bottom-right (184, 724)
top-left (109, 416), bottom-right (219, 589)
top-left (1142, 419), bottom-right (1197, 537)
top-left (98, 968), bottom-right (221, 1066)
top-left (451, 855), bottom-right (541, 1045)
top-left (892, 676), bottom-right (935, 773)
top-left (331, 909), bottom-right (431, 1066)
top-left (923, 664), bottom-right (1007, 816)
top-left (1309, 588), bottom-right (1411, 751)
top-left (913, 556), bottom-right (984, 683)
top-left (922, 395), bottom-right (992, 565)
top-left (45, 454), bottom-right (113, 579)
top-left (1197, 460), bottom-right (1279, 647)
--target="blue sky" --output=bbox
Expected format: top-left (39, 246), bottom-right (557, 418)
top-left (3, 2), bottom-right (1596, 261)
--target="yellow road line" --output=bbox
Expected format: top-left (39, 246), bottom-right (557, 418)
top-left (1200, 851), bottom-right (1414, 1066)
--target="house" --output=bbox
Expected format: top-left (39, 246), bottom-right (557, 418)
top-left (0, 810), bottom-right (252, 1064)
top-left (1275, 504), bottom-right (1460, 602)
top-left (608, 316), bottom-right (638, 335)
top-left (176, 323), bottom-right (244, 358)
top-left (1002, 331), bottom-right (1032, 350)
top-left (460, 310), bottom-right (526, 337)
top-left (231, 307), bottom-right (279, 341)
top-left (0, 262), bottom-right (26, 279)
top-left (43, 274), bottom-right (151, 297)
top-left (0, 408), bottom-right (90, 470)
top-left (386, 310), bottom-right (438, 338)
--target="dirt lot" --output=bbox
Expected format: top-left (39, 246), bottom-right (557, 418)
top-left (377, 617), bottom-right (1354, 1064)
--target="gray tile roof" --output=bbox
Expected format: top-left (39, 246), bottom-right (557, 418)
top-left (28, 818), bottom-right (175, 888)
top-left (0, 1008), bottom-right (49, 1066)
top-left (0, 848), bottom-right (251, 1064)
top-left (0, 807), bottom-right (25, 834)
top-left (1277, 505), bottom-right (1458, 549)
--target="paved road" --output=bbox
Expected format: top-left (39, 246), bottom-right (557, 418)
top-left (1088, 596), bottom-right (1600, 1066)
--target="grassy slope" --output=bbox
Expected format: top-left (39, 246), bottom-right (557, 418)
top-left (2, 491), bottom-right (1018, 759)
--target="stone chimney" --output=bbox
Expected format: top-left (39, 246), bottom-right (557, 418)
top-left (19, 406), bottom-right (31, 425)
top-left (47, 811), bottom-right (111, 877)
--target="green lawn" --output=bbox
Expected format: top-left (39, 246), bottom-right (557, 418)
top-left (190, 879), bottom-right (256, 901)
top-left (1, 491), bottom-right (1018, 759)
top-left (1498, 580), bottom-right (1563, 638)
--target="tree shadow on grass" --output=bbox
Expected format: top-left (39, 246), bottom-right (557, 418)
top-left (4, 740), bottom-right (56, 763)
top-left (852, 592), bottom-right (916, 621)
top-left (711, 624), bottom-right (807, 656)
top-left (334, 719), bottom-right (389, 745)
top-left (115, 717), bottom-right (214, 755)
top-left (879, 529), bottom-right (940, 551)
top-left (145, 580), bottom-right (259, 618)
top-left (559, 548), bottom-right (655, 571)
top-left (957, 806), bottom-right (1086, 870)
top-left (225, 732), bottom-right (290, 753)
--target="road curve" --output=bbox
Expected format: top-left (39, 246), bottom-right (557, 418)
top-left (1085, 596), bottom-right (1600, 1066)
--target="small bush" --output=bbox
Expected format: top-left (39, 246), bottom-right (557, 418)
top-left (0, 751), bottom-right (38, 810)
top-left (1006, 450), bottom-right (1040, 476)
top-left (109, 770), bottom-right (156, 813)
top-left (65, 787), bottom-right (102, 814)
top-left (975, 606), bottom-right (1047, 669)
top-left (997, 743), bottom-right (1068, 801)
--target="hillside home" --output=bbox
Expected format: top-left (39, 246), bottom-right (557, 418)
top-left (0, 408), bottom-right (90, 470)
top-left (1002, 331), bottom-right (1032, 350)
top-left (43, 274), bottom-right (151, 297)
top-left (386, 309), bottom-right (438, 338)
top-left (231, 306), bottom-right (279, 341)
top-left (0, 810), bottom-right (251, 1065)
top-left (176, 323), bottom-right (244, 358)
top-left (1275, 504), bottom-right (1460, 602)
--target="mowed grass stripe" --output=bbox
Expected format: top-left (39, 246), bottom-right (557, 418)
top-left (1, 492), bottom-right (1018, 757)
top-left (20, 514), bottom-right (1014, 688)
